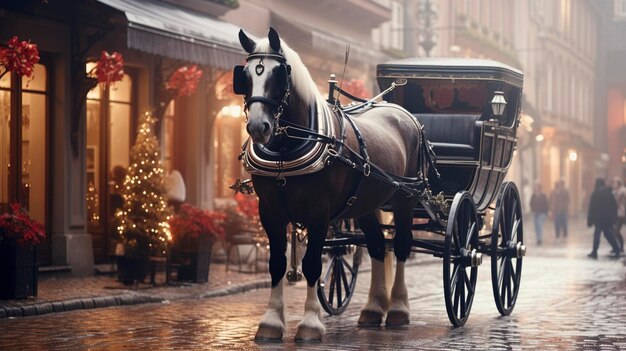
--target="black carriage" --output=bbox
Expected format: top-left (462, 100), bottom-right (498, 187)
top-left (311, 58), bottom-right (526, 327)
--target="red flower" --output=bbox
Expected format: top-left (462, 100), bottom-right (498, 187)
top-left (0, 36), bottom-right (40, 78)
top-left (0, 203), bottom-right (46, 247)
top-left (94, 51), bottom-right (124, 86)
top-left (166, 65), bottom-right (203, 96)
top-left (169, 204), bottom-right (226, 241)
top-left (234, 193), bottom-right (259, 218)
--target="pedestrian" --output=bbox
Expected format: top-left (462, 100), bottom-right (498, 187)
top-left (587, 178), bottom-right (621, 259)
top-left (550, 179), bottom-right (570, 242)
top-left (612, 176), bottom-right (626, 252)
top-left (530, 182), bottom-right (549, 245)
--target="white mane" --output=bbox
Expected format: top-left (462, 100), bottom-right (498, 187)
top-left (254, 39), bottom-right (324, 106)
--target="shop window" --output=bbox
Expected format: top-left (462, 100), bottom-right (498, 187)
top-left (162, 101), bottom-right (175, 173)
top-left (213, 105), bottom-right (245, 198)
top-left (86, 63), bottom-right (135, 263)
top-left (0, 62), bottom-right (50, 263)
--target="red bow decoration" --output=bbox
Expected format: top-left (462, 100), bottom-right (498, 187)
top-left (93, 51), bottom-right (125, 86)
top-left (166, 65), bottom-right (203, 97)
top-left (0, 36), bottom-right (40, 78)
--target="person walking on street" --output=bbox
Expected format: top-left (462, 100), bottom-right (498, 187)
top-left (613, 177), bottom-right (626, 252)
top-left (530, 182), bottom-right (549, 245)
top-left (587, 178), bottom-right (621, 259)
top-left (551, 179), bottom-right (570, 242)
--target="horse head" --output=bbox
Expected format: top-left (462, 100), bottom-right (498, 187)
top-left (235, 28), bottom-right (291, 144)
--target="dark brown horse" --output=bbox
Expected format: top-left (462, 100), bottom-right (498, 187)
top-left (236, 28), bottom-right (426, 342)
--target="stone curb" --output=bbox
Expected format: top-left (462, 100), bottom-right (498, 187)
top-left (0, 279), bottom-right (271, 320)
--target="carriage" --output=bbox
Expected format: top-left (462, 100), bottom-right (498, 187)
top-left (307, 57), bottom-right (526, 327)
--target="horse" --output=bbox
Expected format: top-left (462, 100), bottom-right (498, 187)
top-left (235, 28), bottom-right (428, 342)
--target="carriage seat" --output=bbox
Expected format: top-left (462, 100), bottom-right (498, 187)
top-left (413, 114), bottom-right (482, 160)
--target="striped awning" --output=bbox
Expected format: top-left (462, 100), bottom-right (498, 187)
top-left (96, 0), bottom-right (245, 69)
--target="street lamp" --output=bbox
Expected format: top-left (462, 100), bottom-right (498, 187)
top-left (490, 91), bottom-right (507, 119)
top-left (417, 0), bottom-right (438, 57)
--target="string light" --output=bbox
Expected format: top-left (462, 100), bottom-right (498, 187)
top-left (116, 112), bottom-right (172, 257)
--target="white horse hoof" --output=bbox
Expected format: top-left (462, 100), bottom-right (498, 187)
top-left (294, 325), bottom-right (323, 343)
top-left (385, 309), bottom-right (410, 326)
top-left (255, 324), bottom-right (283, 342)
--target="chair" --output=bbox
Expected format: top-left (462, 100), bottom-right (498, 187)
top-left (225, 225), bottom-right (259, 273)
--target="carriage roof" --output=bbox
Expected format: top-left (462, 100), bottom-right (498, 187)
top-left (376, 57), bottom-right (523, 88)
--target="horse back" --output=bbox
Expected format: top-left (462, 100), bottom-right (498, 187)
top-left (344, 104), bottom-right (422, 179)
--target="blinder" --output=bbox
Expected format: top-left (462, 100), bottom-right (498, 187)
top-left (233, 65), bottom-right (247, 95)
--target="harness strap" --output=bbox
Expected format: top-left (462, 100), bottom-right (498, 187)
top-left (342, 111), bottom-right (371, 175)
top-left (246, 96), bottom-right (281, 108)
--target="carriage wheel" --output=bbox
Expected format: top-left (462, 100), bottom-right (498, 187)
top-left (491, 182), bottom-right (525, 316)
top-left (317, 244), bottom-right (362, 315)
top-left (443, 191), bottom-right (481, 327)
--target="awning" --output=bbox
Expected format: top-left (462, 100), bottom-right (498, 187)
top-left (270, 13), bottom-right (388, 66)
top-left (96, 0), bottom-right (245, 69)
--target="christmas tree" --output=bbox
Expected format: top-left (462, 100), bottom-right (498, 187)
top-left (86, 181), bottom-right (99, 225)
top-left (115, 112), bottom-right (172, 258)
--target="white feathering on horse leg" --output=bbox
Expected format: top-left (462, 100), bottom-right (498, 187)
top-left (362, 258), bottom-right (389, 315)
top-left (295, 284), bottom-right (325, 342)
top-left (386, 260), bottom-right (410, 326)
top-left (258, 280), bottom-right (286, 331)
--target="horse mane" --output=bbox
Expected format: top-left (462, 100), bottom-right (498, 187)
top-left (254, 39), bottom-right (324, 106)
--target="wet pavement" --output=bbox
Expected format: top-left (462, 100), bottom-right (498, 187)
top-left (1, 218), bottom-right (626, 350)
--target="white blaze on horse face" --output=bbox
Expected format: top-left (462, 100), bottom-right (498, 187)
top-left (245, 58), bottom-right (280, 144)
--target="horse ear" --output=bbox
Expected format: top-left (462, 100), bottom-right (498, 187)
top-left (268, 27), bottom-right (281, 52)
top-left (239, 29), bottom-right (256, 54)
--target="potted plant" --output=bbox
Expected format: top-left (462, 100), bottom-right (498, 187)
top-left (0, 203), bottom-right (46, 299)
top-left (169, 204), bottom-right (225, 283)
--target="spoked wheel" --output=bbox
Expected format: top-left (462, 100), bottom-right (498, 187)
top-left (443, 191), bottom-right (481, 327)
top-left (491, 182), bottom-right (525, 316)
top-left (317, 244), bottom-right (362, 315)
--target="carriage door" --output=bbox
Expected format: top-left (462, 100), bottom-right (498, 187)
top-left (86, 64), bottom-right (135, 263)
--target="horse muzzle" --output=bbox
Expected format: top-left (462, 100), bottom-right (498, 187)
top-left (246, 119), bottom-right (273, 144)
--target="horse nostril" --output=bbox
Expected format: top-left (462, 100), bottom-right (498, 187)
top-left (246, 123), bottom-right (253, 135)
top-left (262, 122), bottom-right (271, 136)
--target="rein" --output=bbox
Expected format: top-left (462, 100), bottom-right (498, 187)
top-left (236, 52), bottom-right (436, 222)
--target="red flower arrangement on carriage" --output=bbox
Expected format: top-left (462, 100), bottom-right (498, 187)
top-left (91, 51), bottom-right (125, 86)
top-left (168, 204), bottom-right (226, 243)
top-left (0, 36), bottom-right (40, 79)
top-left (0, 203), bottom-right (46, 247)
top-left (166, 65), bottom-right (203, 97)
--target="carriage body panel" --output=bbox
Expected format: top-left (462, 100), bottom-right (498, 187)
top-left (376, 58), bottom-right (523, 212)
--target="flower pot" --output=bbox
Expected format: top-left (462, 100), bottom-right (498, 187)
top-left (0, 238), bottom-right (39, 299)
top-left (116, 256), bottom-right (150, 285)
top-left (171, 235), bottom-right (214, 283)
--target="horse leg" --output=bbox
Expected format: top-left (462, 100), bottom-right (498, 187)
top-left (255, 207), bottom-right (289, 342)
top-left (294, 221), bottom-right (328, 343)
top-left (357, 212), bottom-right (389, 326)
top-left (386, 201), bottom-right (415, 326)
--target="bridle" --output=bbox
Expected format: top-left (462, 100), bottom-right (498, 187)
top-left (233, 52), bottom-right (292, 127)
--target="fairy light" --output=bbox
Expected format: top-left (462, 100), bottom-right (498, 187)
top-left (116, 112), bottom-right (172, 257)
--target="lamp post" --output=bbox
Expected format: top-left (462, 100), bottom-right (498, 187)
top-left (417, 0), bottom-right (438, 57)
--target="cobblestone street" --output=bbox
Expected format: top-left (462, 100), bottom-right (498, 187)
top-left (1, 219), bottom-right (626, 350)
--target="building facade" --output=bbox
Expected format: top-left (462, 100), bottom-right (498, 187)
top-left (0, 0), bottom-right (245, 273)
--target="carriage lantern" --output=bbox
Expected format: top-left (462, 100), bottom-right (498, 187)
top-left (490, 91), bottom-right (507, 119)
